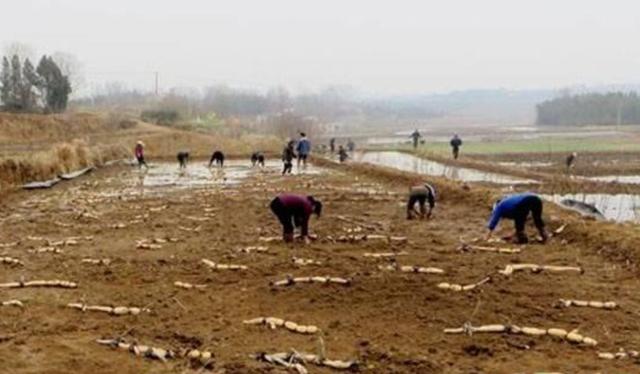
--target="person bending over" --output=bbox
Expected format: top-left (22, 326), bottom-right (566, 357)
top-left (209, 150), bottom-right (225, 168)
top-left (407, 183), bottom-right (436, 220)
top-left (270, 194), bottom-right (322, 243)
top-left (177, 151), bottom-right (190, 169)
top-left (251, 152), bottom-right (265, 168)
top-left (282, 141), bottom-right (296, 175)
top-left (486, 193), bottom-right (548, 244)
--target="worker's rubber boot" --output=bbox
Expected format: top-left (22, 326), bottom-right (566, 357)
top-left (283, 233), bottom-right (294, 243)
top-left (538, 230), bottom-right (549, 244)
top-left (515, 231), bottom-right (529, 244)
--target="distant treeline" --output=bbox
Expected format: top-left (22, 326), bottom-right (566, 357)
top-left (536, 92), bottom-right (640, 126)
top-left (0, 55), bottom-right (72, 113)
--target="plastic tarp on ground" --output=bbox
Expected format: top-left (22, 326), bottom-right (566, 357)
top-left (59, 166), bottom-right (95, 181)
top-left (22, 178), bottom-right (62, 190)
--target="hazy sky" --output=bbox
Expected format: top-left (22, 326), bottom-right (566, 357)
top-left (2, 0), bottom-right (640, 95)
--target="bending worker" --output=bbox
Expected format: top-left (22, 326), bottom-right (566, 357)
top-left (209, 150), bottom-right (225, 168)
top-left (486, 193), bottom-right (548, 244)
top-left (270, 194), bottom-right (322, 243)
top-left (407, 182), bottom-right (436, 220)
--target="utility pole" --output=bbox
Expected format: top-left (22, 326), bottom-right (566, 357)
top-left (154, 71), bottom-right (159, 96)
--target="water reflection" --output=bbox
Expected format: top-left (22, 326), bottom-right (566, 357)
top-left (353, 151), bottom-right (537, 185)
top-left (543, 193), bottom-right (640, 223)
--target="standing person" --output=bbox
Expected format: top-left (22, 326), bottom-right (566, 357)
top-left (329, 138), bottom-right (336, 153)
top-left (566, 152), bottom-right (577, 171)
top-left (407, 182), bottom-right (436, 220)
top-left (296, 132), bottom-right (311, 169)
top-left (338, 145), bottom-right (349, 163)
top-left (450, 134), bottom-right (463, 159)
top-left (177, 151), bottom-right (190, 169)
top-left (410, 129), bottom-right (422, 149)
top-left (134, 141), bottom-right (148, 170)
top-left (486, 193), bottom-right (548, 244)
top-left (208, 150), bottom-right (225, 168)
top-left (251, 152), bottom-right (265, 168)
top-left (269, 193), bottom-right (322, 243)
top-left (282, 140), bottom-right (296, 175)
top-left (347, 139), bottom-right (355, 153)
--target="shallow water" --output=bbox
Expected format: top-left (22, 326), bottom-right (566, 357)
top-left (543, 193), bottom-right (640, 222)
top-left (353, 151), bottom-right (537, 185)
top-left (498, 161), bottom-right (554, 168)
top-left (582, 175), bottom-right (640, 184)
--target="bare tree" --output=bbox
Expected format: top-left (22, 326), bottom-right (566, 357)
top-left (3, 42), bottom-right (36, 61)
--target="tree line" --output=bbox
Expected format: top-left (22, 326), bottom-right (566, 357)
top-left (536, 92), bottom-right (640, 126)
top-left (0, 55), bottom-right (72, 113)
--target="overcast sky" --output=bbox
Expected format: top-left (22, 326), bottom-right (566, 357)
top-left (2, 0), bottom-right (640, 95)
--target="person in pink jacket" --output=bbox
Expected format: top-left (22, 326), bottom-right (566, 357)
top-left (134, 141), bottom-right (148, 169)
top-left (270, 194), bottom-right (322, 243)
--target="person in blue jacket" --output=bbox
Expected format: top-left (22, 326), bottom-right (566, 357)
top-left (296, 132), bottom-right (311, 169)
top-left (485, 193), bottom-right (548, 244)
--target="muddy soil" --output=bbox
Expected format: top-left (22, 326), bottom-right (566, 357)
top-left (1, 160), bottom-right (640, 373)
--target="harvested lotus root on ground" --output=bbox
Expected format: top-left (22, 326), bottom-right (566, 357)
top-left (135, 240), bottom-right (162, 250)
top-left (292, 257), bottom-right (322, 266)
top-left (363, 252), bottom-right (408, 258)
top-left (111, 223), bottom-right (127, 229)
top-left (459, 243), bottom-right (521, 254)
top-left (259, 236), bottom-right (281, 243)
top-left (66, 303), bottom-right (150, 316)
top-left (178, 225), bottom-right (201, 232)
top-left (178, 348), bottom-right (214, 367)
top-left (0, 241), bottom-right (19, 248)
top-left (243, 317), bottom-right (320, 334)
top-left (0, 256), bottom-right (24, 266)
top-left (379, 263), bottom-right (445, 274)
top-left (332, 234), bottom-right (407, 244)
top-left (271, 275), bottom-right (351, 287)
top-left (29, 246), bottom-right (63, 254)
top-left (499, 263), bottom-right (583, 276)
top-left (96, 338), bottom-right (175, 362)
top-left (202, 259), bottom-right (247, 271)
top-left (2, 300), bottom-right (24, 308)
top-left (0, 280), bottom-right (77, 288)
top-left (81, 258), bottom-right (112, 266)
top-left (444, 323), bottom-right (597, 346)
top-left (438, 276), bottom-right (491, 292)
top-left (174, 281), bottom-right (207, 290)
top-left (598, 348), bottom-right (639, 360)
top-left (556, 299), bottom-right (617, 310)
top-left (552, 224), bottom-right (568, 236)
top-left (256, 351), bottom-right (358, 372)
top-left (236, 246), bottom-right (268, 254)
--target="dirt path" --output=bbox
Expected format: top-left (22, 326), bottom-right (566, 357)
top-left (1, 160), bottom-right (640, 373)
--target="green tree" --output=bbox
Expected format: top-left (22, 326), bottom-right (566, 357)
top-left (36, 55), bottom-right (72, 113)
top-left (20, 58), bottom-right (39, 111)
top-left (9, 55), bottom-right (23, 110)
top-left (0, 57), bottom-right (10, 107)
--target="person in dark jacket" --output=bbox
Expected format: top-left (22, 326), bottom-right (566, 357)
top-left (209, 150), bottom-right (225, 168)
top-left (177, 151), bottom-right (190, 169)
top-left (407, 183), bottom-right (436, 219)
top-left (282, 141), bottom-right (296, 175)
top-left (251, 152), bottom-right (265, 168)
top-left (329, 138), bottom-right (336, 153)
top-left (270, 194), bottom-right (322, 243)
top-left (338, 145), bottom-right (349, 163)
top-left (566, 152), bottom-right (577, 170)
top-left (134, 141), bottom-right (148, 169)
top-left (410, 129), bottom-right (421, 149)
top-left (486, 193), bottom-right (548, 244)
top-left (450, 134), bottom-right (462, 159)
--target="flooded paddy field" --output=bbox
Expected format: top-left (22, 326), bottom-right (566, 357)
top-left (3, 157), bottom-right (640, 373)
